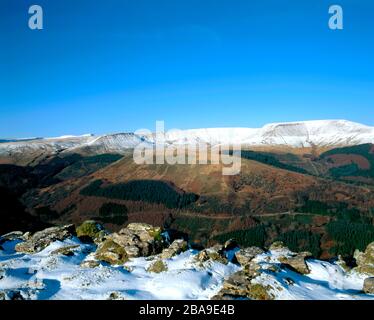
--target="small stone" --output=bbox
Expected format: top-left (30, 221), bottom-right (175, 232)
top-left (337, 255), bottom-right (351, 272)
top-left (283, 277), bottom-right (295, 286)
top-left (248, 283), bottom-right (275, 300)
top-left (235, 247), bottom-right (264, 267)
top-left (196, 247), bottom-right (228, 265)
top-left (80, 260), bottom-right (100, 268)
top-left (160, 239), bottom-right (188, 259)
top-left (108, 292), bottom-right (126, 300)
top-left (245, 260), bottom-right (262, 278)
top-left (264, 264), bottom-right (280, 273)
top-left (363, 277), bottom-right (374, 294)
top-left (147, 260), bottom-right (168, 273)
top-left (51, 245), bottom-right (79, 257)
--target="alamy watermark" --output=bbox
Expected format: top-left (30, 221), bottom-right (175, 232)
top-left (132, 121), bottom-right (242, 176)
top-left (27, 4), bottom-right (344, 31)
top-left (28, 5), bottom-right (43, 30)
top-left (329, 5), bottom-right (344, 30)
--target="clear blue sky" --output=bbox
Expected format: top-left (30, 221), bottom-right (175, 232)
top-left (1, 0), bottom-right (373, 138)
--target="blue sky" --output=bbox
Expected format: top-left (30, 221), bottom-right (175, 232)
top-left (1, 0), bottom-right (373, 138)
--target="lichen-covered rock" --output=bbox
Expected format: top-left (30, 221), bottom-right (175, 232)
top-left (147, 260), bottom-right (168, 273)
top-left (235, 247), bottom-right (264, 267)
top-left (93, 223), bottom-right (164, 265)
top-left (336, 255), bottom-right (351, 272)
top-left (108, 292), bottom-right (126, 300)
top-left (127, 223), bottom-right (162, 242)
top-left (269, 241), bottom-right (288, 251)
top-left (76, 220), bottom-right (105, 243)
top-left (95, 239), bottom-right (128, 265)
top-left (15, 225), bottom-right (76, 254)
top-left (51, 245), bottom-right (79, 257)
top-left (219, 271), bottom-right (253, 297)
top-left (123, 245), bottom-right (141, 258)
top-left (354, 242), bottom-right (374, 276)
top-left (23, 232), bottom-right (32, 240)
top-left (105, 223), bottom-right (165, 258)
top-left (248, 283), bottom-right (275, 300)
top-left (0, 291), bottom-right (5, 300)
top-left (196, 245), bottom-right (228, 265)
top-left (279, 252), bottom-right (311, 275)
top-left (246, 260), bottom-right (262, 277)
top-left (160, 239), bottom-right (188, 259)
top-left (363, 277), bottom-right (374, 294)
top-left (213, 270), bottom-right (274, 300)
top-left (110, 229), bottom-right (140, 248)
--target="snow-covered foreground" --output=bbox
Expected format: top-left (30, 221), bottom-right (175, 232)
top-left (0, 238), bottom-right (239, 300)
top-left (1, 237), bottom-right (373, 300)
top-left (248, 250), bottom-right (372, 300)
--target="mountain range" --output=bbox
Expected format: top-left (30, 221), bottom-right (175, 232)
top-left (1, 120), bottom-right (373, 160)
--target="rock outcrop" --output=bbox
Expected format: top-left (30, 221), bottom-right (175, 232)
top-left (279, 252), bottom-right (312, 275)
top-left (95, 223), bottom-right (165, 265)
top-left (95, 239), bottom-right (128, 265)
top-left (212, 270), bottom-right (275, 300)
top-left (3, 223), bottom-right (374, 300)
top-left (15, 225), bottom-right (76, 254)
top-left (354, 242), bottom-right (374, 276)
top-left (235, 247), bottom-right (264, 267)
top-left (269, 241), bottom-right (287, 251)
top-left (195, 245), bottom-right (228, 265)
top-left (76, 220), bottom-right (106, 244)
top-left (212, 271), bottom-right (252, 299)
top-left (160, 239), bottom-right (188, 259)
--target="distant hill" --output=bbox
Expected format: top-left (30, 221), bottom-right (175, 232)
top-left (1, 120), bottom-right (373, 166)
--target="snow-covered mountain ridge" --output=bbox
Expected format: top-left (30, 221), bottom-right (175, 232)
top-left (0, 120), bottom-right (373, 156)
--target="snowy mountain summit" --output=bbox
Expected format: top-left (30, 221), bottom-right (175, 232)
top-left (0, 120), bottom-right (373, 157)
top-left (1, 222), bottom-right (374, 300)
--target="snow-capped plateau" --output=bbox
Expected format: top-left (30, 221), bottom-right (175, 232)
top-left (0, 120), bottom-right (373, 157)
